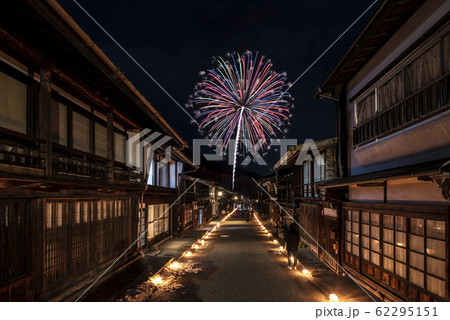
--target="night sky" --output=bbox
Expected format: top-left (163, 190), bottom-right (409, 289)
top-left (58, 0), bottom-right (380, 175)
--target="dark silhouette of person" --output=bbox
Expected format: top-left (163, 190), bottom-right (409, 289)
top-left (284, 223), bottom-right (300, 269)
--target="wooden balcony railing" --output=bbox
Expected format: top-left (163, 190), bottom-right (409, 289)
top-left (0, 130), bottom-right (145, 185)
top-left (0, 128), bottom-right (45, 170)
top-left (52, 144), bottom-right (110, 181)
top-left (114, 162), bottom-right (143, 184)
top-left (353, 74), bottom-right (449, 147)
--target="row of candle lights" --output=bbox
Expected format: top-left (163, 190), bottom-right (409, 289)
top-left (149, 209), bottom-right (237, 286)
top-left (150, 210), bottom-right (339, 302)
top-left (254, 214), bottom-right (339, 302)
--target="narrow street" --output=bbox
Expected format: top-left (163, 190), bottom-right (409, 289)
top-left (145, 216), bottom-right (326, 302)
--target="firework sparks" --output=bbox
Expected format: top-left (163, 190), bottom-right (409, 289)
top-left (189, 51), bottom-right (293, 189)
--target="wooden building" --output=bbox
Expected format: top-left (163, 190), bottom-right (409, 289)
top-left (0, 0), bottom-right (191, 301)
top-left (176, 175), bottom-right (220, 233)
top-left (272, 138), bottom-right (339, 271)
top-left (316, 0), bottom-right (450, 301)
top-left (256, 173), bottom-right (280, 223)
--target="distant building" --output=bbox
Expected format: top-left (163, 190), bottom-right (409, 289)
top-left (177, 174), bottom-right (221, 233)
top-left (256, 173), bottom-right (279, 224)
top-left (0, 1), bottom-right (192, 301)
top-left (316, 0), bottom-right (450, 301)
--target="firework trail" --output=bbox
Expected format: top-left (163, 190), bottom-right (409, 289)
top-left (188, 51), bottom-right (293, 189)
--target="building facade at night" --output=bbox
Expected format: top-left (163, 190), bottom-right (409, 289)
top-left (0, 0), bottom-right (192, 301)
top-left (317, 0), bottom-right (450, 301)
top-left (272, 138), bottom-right (339, 271)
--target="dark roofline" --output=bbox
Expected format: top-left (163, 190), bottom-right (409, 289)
top-left (272, 137), bottom-right (338, 171)
top-left (29, 0), bottom-right (188, 149)
top-left (315, 0), bottom-right (425, 97)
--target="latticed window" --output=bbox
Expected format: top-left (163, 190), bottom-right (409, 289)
top-left (146, 203), bottom-right (170, 242)
top-left (0, 200), bottom-right (31, 285)
top-left (43, 199), bottom-right (131, 290)
top-left (344, 209), bottom-right (446, 299)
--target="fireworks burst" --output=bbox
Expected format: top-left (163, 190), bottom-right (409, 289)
top-left (188, 51), bottom-right (293, 189)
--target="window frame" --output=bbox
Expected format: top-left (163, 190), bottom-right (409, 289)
top-left (351, 24), bottom-right (450, 147)
top-left (343, 208), bottom-right (447, 300)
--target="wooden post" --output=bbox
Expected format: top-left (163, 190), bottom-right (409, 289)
top-left (107, 112), bottom-right (114, 183)
top-left (32, 198), bottom-right (44, 300)
top-left (39, 69), bottom-right (52, 178)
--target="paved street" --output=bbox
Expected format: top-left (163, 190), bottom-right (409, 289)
top-left (148, 217), bottom-right (326, 302)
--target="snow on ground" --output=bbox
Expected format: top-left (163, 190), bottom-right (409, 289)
top-left (118, 261), bottom-right (202, 302)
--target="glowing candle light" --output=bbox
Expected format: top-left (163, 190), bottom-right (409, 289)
top-left (329, 294), bottom-right (339, 302)
top-left (169, 261), bottom-right (181, 270)
top-left (186, 251), bottom-right (192, 256)
top-left (279, 246), bottom-right (284, 250)
top-left (151, 275), bottom-right (163, 286)
top-left (302, 269), bottom-right (311, 277)
top-left (194, 244), bottom-right (199, 249)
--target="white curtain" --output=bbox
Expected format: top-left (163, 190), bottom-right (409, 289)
top-left (72, 112), bottom-right (90, 152)
top-left (404, 43), bottom-right (440, 96)
top-left (114, 132), bottom-right (126, 163)
top-left (377, 72), bottom-right (402, 112)
top-left (51, 100), bottom-right (68, 145)
top-left (0, 71), bottom-right (27, 133)
top-left (176, 162), bottom-right (183, 187)
top-left (356, 93), bottom-right (375, 124)
top-left (94, 123), bottom-right (107, 158)
top-left (169, 160), bottom-right (176, 188)
top-left (159, 162), bottom-right (167, 187)
top-left (443, 31), bottom-right (450, 73)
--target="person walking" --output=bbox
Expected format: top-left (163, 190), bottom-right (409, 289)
top-left (284, 223), bottom-right (300, 269)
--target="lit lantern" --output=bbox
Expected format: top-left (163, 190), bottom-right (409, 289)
top-left (186, 251), bottom-right (192, 256)
top-left (273, 240), bottom-right (278, 244)
top-left (279, 246), bottom-right (284, 250)
top-left (329, 294), bottom-right (339, 302)
top-left (169, 261), bottom-right (181, 269)
top-left (200, 240), bottom-right (205, 244)
top-left (194, 244), bottom-right (199, 249)
top-left (302, 269), bottom-right (311, 277)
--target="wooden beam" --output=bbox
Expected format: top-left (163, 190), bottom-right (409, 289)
top-left (39, 69), bottom-right (52, 178)
top-left (107, 112), bottom-right (114, 184)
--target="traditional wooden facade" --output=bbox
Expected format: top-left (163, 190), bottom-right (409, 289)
top-left (272, 138), bottom-right (339, 271)
top-left (256, 173), bottom-right (279, 223)
top-left (316, 0), bottom-right (450, 301)
top-left (0, 0), bottom-right (191, 301)
top-left (176, 175), bottom-right (221, 233)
